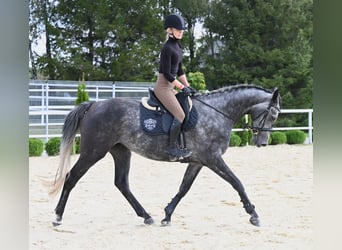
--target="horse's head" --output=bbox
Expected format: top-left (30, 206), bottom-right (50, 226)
top-left (249, 88), bottom-right (281, 147)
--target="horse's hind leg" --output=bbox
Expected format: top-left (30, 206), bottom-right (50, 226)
top-left (208, 156), bottom-right (260, 226)
top-left (110, 144), bottom-right (153, 225)
top-left (54, 153), bottom-right (106, 226)
top-left (162, 163), bottom-right (202, 225)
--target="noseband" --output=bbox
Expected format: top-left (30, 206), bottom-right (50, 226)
top-left (245, 104), bottom-right (281, 135)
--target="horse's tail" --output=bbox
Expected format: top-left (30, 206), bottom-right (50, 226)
top-left (45, 101), bottom-right (95, 198)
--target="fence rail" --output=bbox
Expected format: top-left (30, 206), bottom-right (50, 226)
top-left (29, 81), bottom-right (313, 143)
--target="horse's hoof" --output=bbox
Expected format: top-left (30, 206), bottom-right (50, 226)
top-left (249, 216), bottom-right (260, 227)
top-left (144, 217), bottom-right (154, 225)
top-left (52, 216), bottom-right (62, 227)
top-left (161, 219), bottom-right (171, 227)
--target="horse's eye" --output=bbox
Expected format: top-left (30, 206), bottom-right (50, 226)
top-left (270, 107), bottom-right (279, 118)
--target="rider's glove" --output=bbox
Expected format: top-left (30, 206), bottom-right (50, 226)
top-left (182, 87), bottom-right (195, 96)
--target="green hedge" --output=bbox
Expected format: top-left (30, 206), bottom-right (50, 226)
top-left (229, 133), bottom-right (241, 146)
top-left (29, 138), bottom-right (44, 156)
top-left (269, 132), bottom-right (287, 145)
top-left (74, 137), bottom-right (81, 154)
top-left (236, 130), bottom-right (253, 146)
top-left (285, 130), bottom-right (307, 144)
top-left (45, 137), bottom-right (61, 156)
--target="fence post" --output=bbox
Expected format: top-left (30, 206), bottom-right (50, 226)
top-left (45, 81), bottom-right (49, 142)
top-left (245, 114), bottom-right (249, 146)
top-left (112, 83), bottom-right (116, 98)
top-left (41, 83), bottom-right (44, 124)
top-left (308, 110), bottom-right (313, 143)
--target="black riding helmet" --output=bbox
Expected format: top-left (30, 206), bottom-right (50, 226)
top-left (164, 14), bottom-right (186, 30)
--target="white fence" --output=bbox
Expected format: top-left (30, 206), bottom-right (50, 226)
top-left (29, 81), bottom-right (313, 143)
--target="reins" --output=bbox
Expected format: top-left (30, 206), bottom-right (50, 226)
top-left (192, 96), bottom-right (233, 121)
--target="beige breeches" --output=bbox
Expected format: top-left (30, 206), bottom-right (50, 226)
top-left (154, 74), bottom-right (185, 123)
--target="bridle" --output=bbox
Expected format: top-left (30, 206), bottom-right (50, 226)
top-left (193, 95), bottom-right (280, 135)
top-left (245, 103), bottom-right (281, 135)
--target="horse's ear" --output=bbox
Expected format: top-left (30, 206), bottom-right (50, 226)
top-left (272, 87), bottom-right (279, 102)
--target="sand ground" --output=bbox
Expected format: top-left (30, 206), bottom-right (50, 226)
top-left (29, 144), bottom-right (313, 250)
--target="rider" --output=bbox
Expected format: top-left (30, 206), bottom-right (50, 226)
top-left (154, 14), bottom-right (194, 161)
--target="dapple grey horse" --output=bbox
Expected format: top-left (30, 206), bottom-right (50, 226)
top-left (47, 84), bottom-right (281, 227)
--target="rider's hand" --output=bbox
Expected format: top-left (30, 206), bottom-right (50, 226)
top-left (189, 86), bottom-right (197, 94)
top-left (182, 87), bottom-right (192, 96)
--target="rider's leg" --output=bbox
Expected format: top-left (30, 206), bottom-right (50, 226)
top-left (168, 118), bottom-right (192, 161)
top-left (154, 74), bottom-right (192, 161)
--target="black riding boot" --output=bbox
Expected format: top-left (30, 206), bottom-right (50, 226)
top-left (169, 119), bottom-right (192, 161)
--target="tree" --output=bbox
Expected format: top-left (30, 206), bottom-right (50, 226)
top-left (29, 0), bottom-right (313, 116)
top-left (172, 0), bottom-right (208, 72)
top-left (31, 0), bottom-right (165, 81)
top-left (199, 0), bottom-right (313, 110)
top-left (29, 0), bottom-right (46, 79)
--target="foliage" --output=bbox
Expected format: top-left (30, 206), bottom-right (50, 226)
top-left (269, 132), bottom-right (287, 145)
top-left (29, 138), bottom-right (44, 156)
top-left (30, 0), bottom-right (165, 81)
top-left (234, 115), bottom-right (252, 146)
top-left (187, 71), bottom-right (206, 91)
top-left (285, 130), bottom-right (307, 144)
top-left (198, 0), bottom-right (313, 110)
top-left (45, 137), bottom-right (61, 156)
top-left (172, 0), bottom-right (209, 72)
top-left (29, 0), bottom-right (313, 123)
top-left (75, 74), bottom-right (90, 106)
top-left (237, 130), bottom-right (253, 146)
top-left (229, 133), bottom-right (241, 146)
top-left (74, 137), bottom-right (81, 154)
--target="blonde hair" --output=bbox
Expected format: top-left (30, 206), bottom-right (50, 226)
top-left (165, 27), bottom-right (173, 41)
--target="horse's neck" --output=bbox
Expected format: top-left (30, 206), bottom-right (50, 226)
top-left (201, 88), bottom-right (269, 121)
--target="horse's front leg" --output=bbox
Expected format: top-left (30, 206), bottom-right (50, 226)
top-left (161, 163), bottom-right (202, 225)
top-left (208, 156), bottom-right (260, 226)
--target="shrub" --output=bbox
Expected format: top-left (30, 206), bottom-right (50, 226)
top-left (237, 130), bottom-right (253, 146)
top-left (234, 115), bottom-right (253, 146)
top-left (75, 74), bottom-right (90, 106)
top-left (270, 132), bottom-right (287, 145)
top-left (229, 133), bottom-right (241, 146)
top-left (29, 138), bottom-right (44, 156)
top-left (45, 137), bottom-right (61, 156)
top-left (187, 71), bottom-right (206, 91)
top-left (74, 137), bottom-right (81, 154)
top-left (285, 130), bottom-right (307, 144)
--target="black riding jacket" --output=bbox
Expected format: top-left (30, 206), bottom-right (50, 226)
top-left (158, 37), bottom-right (184, 83)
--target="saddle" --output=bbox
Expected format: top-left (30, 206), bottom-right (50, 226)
top-left (140, 88), bottom-right (198, 135)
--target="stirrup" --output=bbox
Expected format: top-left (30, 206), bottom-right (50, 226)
top-left (181, 148), bottom-right (192, 158)
top-left (169, 147), bottom-right (192, 162)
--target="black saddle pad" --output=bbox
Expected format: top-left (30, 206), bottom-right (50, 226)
top-left (140, 92), bottom-right (198, 135)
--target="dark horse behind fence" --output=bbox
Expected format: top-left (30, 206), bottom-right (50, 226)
top-left (46, 84), bottom-right (281, 227)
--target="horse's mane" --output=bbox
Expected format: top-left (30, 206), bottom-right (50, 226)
top-left (197, 84), bottom-right (272, 97)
